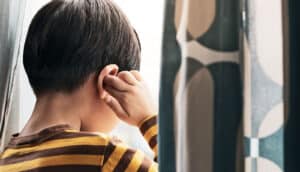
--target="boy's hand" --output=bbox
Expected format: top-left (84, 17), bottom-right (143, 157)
top-left (102, 71), bottom-right (157, 126)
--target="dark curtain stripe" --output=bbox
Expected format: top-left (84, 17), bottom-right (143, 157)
top-left (159, 0), bottom-right (181, 171)
top-left (285, 0), bottom-right (300, 171)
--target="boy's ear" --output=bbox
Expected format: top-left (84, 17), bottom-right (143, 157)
top-left (97, 64), bottom-right (119, 99)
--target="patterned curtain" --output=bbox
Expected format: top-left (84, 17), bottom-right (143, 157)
top-left (159, 0), bottom-right (293, 171)
top-left (242, 0), bottom-right (286, 171)
top-left (0, 0), bottom-right (27, 150)
top-left (160, 0), bottom-right (242, 171)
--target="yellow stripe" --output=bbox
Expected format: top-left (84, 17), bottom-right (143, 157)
top-left (0, 155), bottom-right (103, 172)
top-left (143, 125), bottom-right (157, 142)
top-left (125, 150), bottom-right (144, 172)
top-left (2, 136), bottom-right (108, 158)
top-left (102, 144), bottom-right (127, 171)
top-left (153, 145), bottom-right (158, 157)
top-left (149, 162), bottom-right (158, 172)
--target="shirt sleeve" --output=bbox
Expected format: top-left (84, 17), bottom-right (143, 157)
top-left (102, 137), bottom-right (158, 172)
top-left (138, 115), bottom-right (158, 161)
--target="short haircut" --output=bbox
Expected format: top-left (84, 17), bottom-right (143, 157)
top-left (23, 0), bottom-right (141, 95)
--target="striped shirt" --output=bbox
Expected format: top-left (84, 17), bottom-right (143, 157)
top-left (0, 115), bottom-right (158, 172)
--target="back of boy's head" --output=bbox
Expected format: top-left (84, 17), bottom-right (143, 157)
top-left (23, 0), bottom-right (141, 95)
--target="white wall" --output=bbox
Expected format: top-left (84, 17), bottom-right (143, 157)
top-left (19, 0), bottom-right (164, 155)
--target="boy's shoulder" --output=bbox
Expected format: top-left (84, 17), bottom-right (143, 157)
top-left (61, 129), bottom-right (113, 146)
top-left (62, 130), bottom-right (129, 153)
top-left (1, 124), bottom-right (158, 172)
top-left (0, 129), bottom-right (133, 172)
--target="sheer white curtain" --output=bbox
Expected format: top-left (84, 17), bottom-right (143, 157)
top-left (0, 0), bottom-right (27, 151)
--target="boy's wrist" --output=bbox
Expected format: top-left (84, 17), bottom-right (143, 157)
top-left (138, 115), bottom-right (157, 136)
top-left (138, 115), bottom-right (158, 157)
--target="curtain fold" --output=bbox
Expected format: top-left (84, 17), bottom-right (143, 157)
top-left (0, 0), bottom-right (27, 150)
top-left (284, 0), bottom-right (299, 171)
top-left (160, 0), bottom-right (242, 171)
top-left (160, 0), bottom-right (290, 171)
top-left (242, 0), bottom-right (286, 171)
top-left (159, 0), bottom-right (181, 171)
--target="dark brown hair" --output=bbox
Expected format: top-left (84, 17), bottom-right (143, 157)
top-left (23, 0), bottom-right (141, 95)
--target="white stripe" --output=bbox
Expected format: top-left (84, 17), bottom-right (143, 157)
top-left (187, 41), bottom-right (239, 65)
top-left (250, 138), bottom-right (259, 158)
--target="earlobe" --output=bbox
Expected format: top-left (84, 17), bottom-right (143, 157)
top-left (97, 64), bottom-right (119, 99)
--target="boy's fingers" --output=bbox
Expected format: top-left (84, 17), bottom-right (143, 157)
top-left (117, 71), bottom-right (137, 85)
top-left (104, 95), bottom-right (128, 118)
top-left (130, 70), bottom-right (142, 81)
top-left (103, 85), bottom-right (124, 100)
top-left (103, 75), bottom-right (129, 91)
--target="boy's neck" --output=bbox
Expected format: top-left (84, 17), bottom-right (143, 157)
top-left (19, 92), bottom-right (86, 137)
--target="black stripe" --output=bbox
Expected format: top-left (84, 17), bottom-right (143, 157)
top-left (149, 135), bottom-right (157, 149)
top-left (0, 145), bottom-right (105, 165)
top-left (140, 116), bottom-right (157, 135)
top-left (113, 149), bottom-right (135, 172)
top-left (7, 131), bottom-right (103, 149)
top-left (103, 142), bottom-right (116, 164)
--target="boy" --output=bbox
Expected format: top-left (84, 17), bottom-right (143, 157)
top-left (0, 0), bottom-right (158, 171)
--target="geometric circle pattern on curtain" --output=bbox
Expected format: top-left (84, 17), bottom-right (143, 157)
top-left (242, 0), bottom-right (284, 171)
top-left (172, 0), bottom-right (242, 171)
